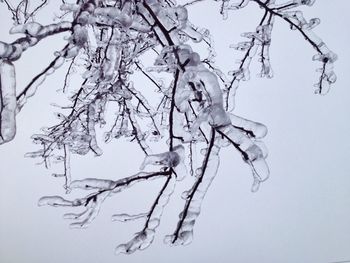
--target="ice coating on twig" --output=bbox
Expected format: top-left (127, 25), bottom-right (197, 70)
top-left (142, 143), bottom-right (185, 180)
top-left (69, 178), bottom-right (115, 190)
top-left (17, 53), bottom-right (66, 112)
top-left (217, 124), bottom-right (269, 190)
top-left (115, 229), bottom-right (156, 254)
top-left (111, 213), bottom-right (148, 222)
top-left (278, 9), bottom-right (337, 94)
top-left (224, 0), bottom-right (337, 110)
top-left (115, 175), bottom-right (175, 254)
top-left (256, 24), bottom-right (274, 78)
top-left (165, 129), bottom-right (220, 245)
top-left (38, 196), bottom-right (76, 207)
top-left (87, 103), bottom-right (103, 156)
top-left (100, 28), bottom-right (122, 80)
top-left (39, 171), bottom-right (171, 229)
top-left (63, 144), bottom-right (72, 193)
top-left (140, 145), bottom-right (185, 175)
top-left (170, 45), bottom-right (231, 138)
top-left (229, 114), bottom-right (267, 139)
top-left (312, 49), bottom-right (337, 95)
top-left (0, 61), bottom-right (16, 144)
top-left (0, 22), bottom-right (71, 61)
top-left (39, 191), bottom-right (110, 229)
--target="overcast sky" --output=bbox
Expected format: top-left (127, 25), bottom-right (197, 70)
top-left (1, 1), bottom-right (350, 263)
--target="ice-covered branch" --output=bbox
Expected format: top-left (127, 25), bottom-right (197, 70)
top-left (0, 0), bottom-right (338, 255)
top-left (115, 174), bottom-right (175, 254)
top-left (165, 128), bottom-right (219, 245)
top-left (0, 21), bottom-right (71, 61)
top-left (39, 170), bottom-right (172, 228)
top-left (16, 44), bottom-right (68, 111)
top-left (251, 0), bottom-right (337, 94)
top-left (224, 0), bottom-right (337, 111)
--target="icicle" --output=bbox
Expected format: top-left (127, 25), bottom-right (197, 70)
top-left (101, 29), bottom-right (121, 81)
top-left (174, 71), bottom-right (193, 113)
top-left (256, 24), bottom-right (274, 78)
top-left (87, 103), bottom-right (103, 156)
top-left (24, 150), bottom-right (45, 158)
top-left (63, 144), bottom-right (72, 193)
top-left (0, 61), bottom-right (16, 145)
top-left (38, 196), bottom-right (74, 207)
top-left (63, 211), bottom-right (87, 220)
top-left (172, 145), bottom-right (187, 181)
top-left (70, 178), bottom-right (115, 190)
top-left (111, 213), bottom-right (147, 222)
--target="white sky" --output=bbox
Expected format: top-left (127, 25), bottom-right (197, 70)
top-left (0, 1), bottom-right (350, 262)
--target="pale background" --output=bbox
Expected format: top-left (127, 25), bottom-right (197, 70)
top-left (1, 1), bottom-right (350, 263)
